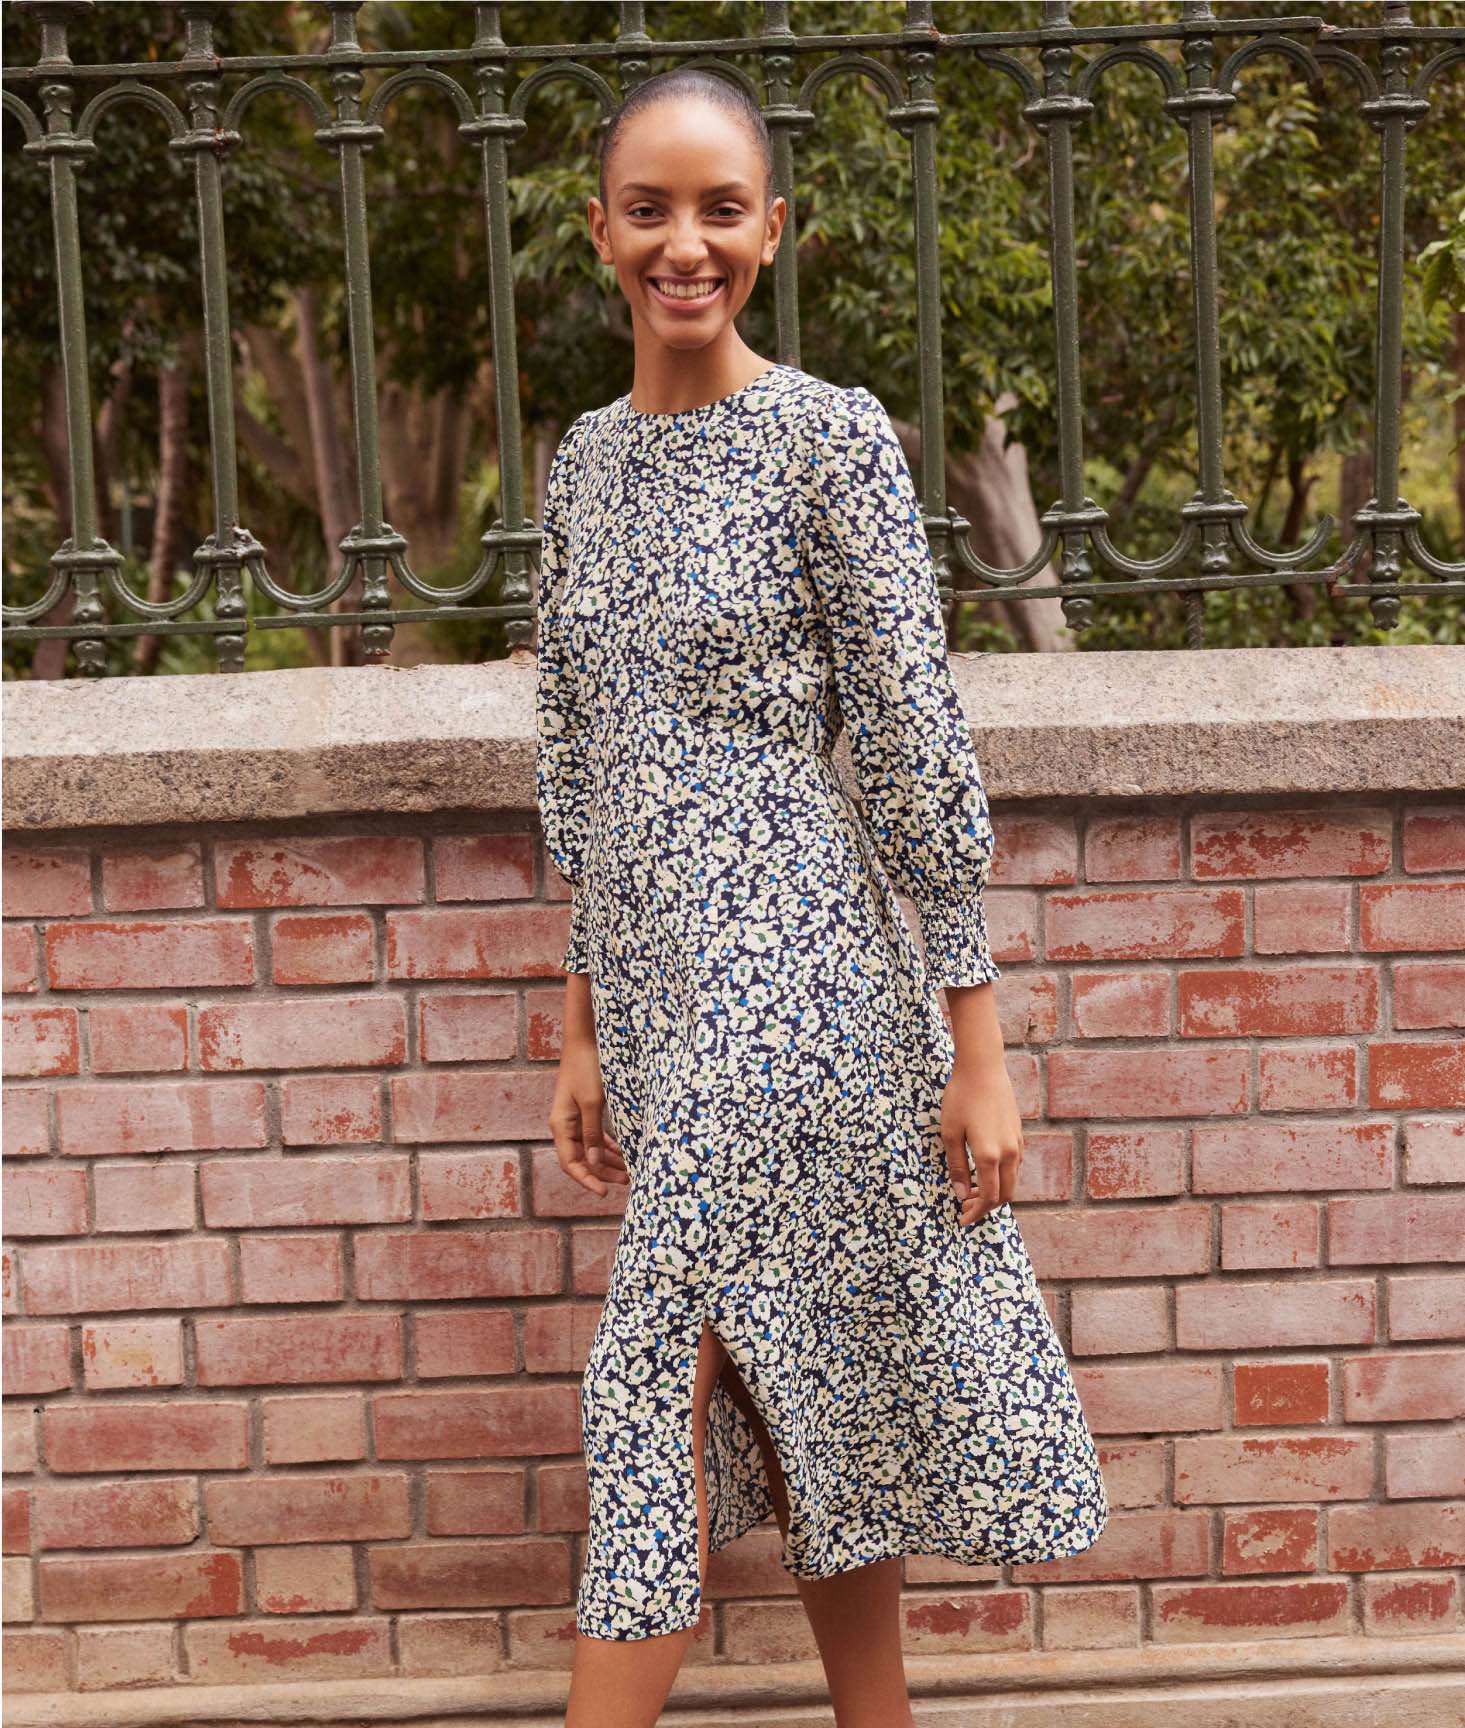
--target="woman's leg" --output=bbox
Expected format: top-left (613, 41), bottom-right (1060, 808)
top-left (563, 1319), bottom-right (729, 1728)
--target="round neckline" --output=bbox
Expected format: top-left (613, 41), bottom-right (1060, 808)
top-left (618, 362), bottom-right (792, 421)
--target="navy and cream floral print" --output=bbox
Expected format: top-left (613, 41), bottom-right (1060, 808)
top-left (535, 363), bottom-right (1108, 1640)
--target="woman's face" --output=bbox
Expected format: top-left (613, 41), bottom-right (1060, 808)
top-left (589, 97), bottom-right (785, 353)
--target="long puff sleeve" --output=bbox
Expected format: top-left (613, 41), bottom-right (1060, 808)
top-left (806, 386), bottom-right (1001, 990)
top-left (534, 411), bottom-right (596, 975)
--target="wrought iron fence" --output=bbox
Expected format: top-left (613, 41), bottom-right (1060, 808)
top-left (2, 1), bottom-right (1462, 672)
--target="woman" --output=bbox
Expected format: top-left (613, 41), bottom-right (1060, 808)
top-left (535, 67), bottom-right (1108, 1728)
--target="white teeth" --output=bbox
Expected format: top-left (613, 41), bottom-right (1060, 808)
top-left (652, 279), bottom-right (722, 300)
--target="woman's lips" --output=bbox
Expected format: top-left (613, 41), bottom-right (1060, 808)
top-left (646, 276), bottom-right (726, 312)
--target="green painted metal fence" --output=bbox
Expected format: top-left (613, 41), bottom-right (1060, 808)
top-left (2, 1), bottom-right (1461, 672)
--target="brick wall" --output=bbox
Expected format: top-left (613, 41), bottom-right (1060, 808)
top-left (2, 796), bottom-right (1462, 1698)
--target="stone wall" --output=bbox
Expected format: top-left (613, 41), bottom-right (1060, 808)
top-left (2, 646), bottom-right (1462, 1722)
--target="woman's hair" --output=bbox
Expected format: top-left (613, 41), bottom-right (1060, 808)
top-left (598, 68), bottom-right (774, 211)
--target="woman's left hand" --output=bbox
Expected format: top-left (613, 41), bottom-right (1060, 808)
top-left (941, 1057), bottom-right (1024, 1226)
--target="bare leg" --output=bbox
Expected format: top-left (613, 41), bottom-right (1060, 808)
top-left (563, 1320), bottom-right (729, 1728)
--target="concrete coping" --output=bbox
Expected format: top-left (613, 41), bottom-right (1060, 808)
top-left (3, 644), bottom-right (1462, 832)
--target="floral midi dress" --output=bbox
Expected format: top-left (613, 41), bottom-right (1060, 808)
top-left (534, 362), bottom-right (1108, 1641)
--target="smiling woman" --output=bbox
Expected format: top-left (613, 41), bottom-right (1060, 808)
top-left (538, 65), bottom-right (1105, 1728)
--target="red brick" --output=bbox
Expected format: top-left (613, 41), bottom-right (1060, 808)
top-left (426, 1469), bottom-right (526, 1536)
top-left (989, 818), bottom-right (1079, 886)
top-left (1181, 965), bottom-right (1380, 1038)
top-left (434, 833), bottom-right (537, 901)
top-left (1011, 1510), bottom-right (1208, 1583)
top-left (1221, 1201), bottom-right (1320, 1270)
top-left (1021, 1206), bottom-right (1210, 1280)
top-left (80, 1320), bottom-right (183, 1391)
top-left (536, 1461), bottom-right (590, 1532)
top-left (1192, 809), bottom-right (1391, 879)
top-left (4, 1488), bottom-right (30, 1553)
top-left (1258, 1043), bottom-right (1359, 1111)
top-left (386, 906), bottom-right (575, 981)
top-left (1403, 1116), bottom-right (1464, 1185)
top-left (1223, 1508), bottom-right (1320, 1575)
top-left (2, 925), bottom-right (38, 993)
top-left (2, 1089), bottom-right (50, 1158)
top-left (91, 1161), bottom-right (195, 1233)
top-left (271, 913), bottom-right (375, 986)
top-left (1084, 1129), bottom-right (1185, 1199)
top-left (1046, 888), bottom-right (1245, 961)
top-left (2, 1251), bottom-right (15, 1316)
top-left (1329, 1502), bottom-right (1465, 1570)
top-left (1362, 1572), bottom-right (1460, 1635)
top-left (1361, 881), bottom-right (1465, 953)
top-left (1070, 1363), bottom-right (1223, 1434)
top-left (74, 1623), bottom-right (175, 1690)
top-left (1385, 1431), bottom-right (1465, 1500)
top-left (390, 1069), bottom-right (558, 1142)
top-left (1048, 1047), bottom-right (1248, 1119)
top-left (1070, 972), bottom-right (1169, 1039)
top-left (1370, 1039), bottom-right (1465, 1109)
top-left (1233, 1361), bottom-right (1331, 1427)
top-left (56, 1078), bottom-right (267, 1156)
top-left (1253, 882), bottom-right (1351, 955)
top-left (3, 1412), bottom-right (37, 1475)
top-left (1152, 1578), bottom-right (1350, 1642)
top-left (901, 1588), bottom-right (1034, 1653)
top-left (419, 1152), bottom-right (521, 1221)
top-left (2, 1628), bottom-right (68, 1691)
top-left (39, 1550), bottom-right (241, 1621)
top-left (46, 919), bottom-right (254, 991)
top-left (33, 1478), bottom-right (197, 1550)
top-left (419, 991), bottom-right (518, 1064)
top-left (1394, 961), bottom-right (1465, 1030)
top-left (1009, 1132), bottom-right (1073, 1202)
top-left (1191, 1119), bottom-right (1392, 1194)
top-left (196, 1314), bottom-right (402, 1386)
top-left (200, 1155), bottom-right (411, 1228)
top-left (3, 1556), bottom-right (32, 1621)
top-left (1388, 1275), bottom-right (1465, 1342)
top-left (1330, 1194), bottom-right (1465, 1266)
top-left (370, 1538), bottom-right (571, 1609)
top-left (2, 1166), bottom-right (86, 1236)
top-left (521, 1303), bottom-right (602, 1375)
top-left (1402, 807), bottom-right (1465, 873)
top-left (87, 1002), bottom-right (188, 1073)
top-left (354, 1230), bottom-right (561, 1301)
top-left (1068, 1287), bottom-right (1169, 1357)
top-left (261, 1394), bottom-right (366, 1466)
top-left (99, 843), bottom-right (204, 912)
top-left (1, 1326), bottom-right (71, 1394)
top-left (216, 836), bottom-right (424, 908)
top-left (2, 1006), bottom-right (80, 1078)
top-left (397, 1612), bottom-right (505, 1677)
top-left (1176, 1279), bottom-right (1374, 1350)
top-left (280, 1074), bottom-right (383, 1146)
top-left (238, 1234), bottom-right (343, 1304)
top-left (3, 849), bottom-right (91, 918)
top-left (374, 1386), bottom-right (580, 1460)
top-left (20, 1238), bottom-right (232, 1315)
top-left (1084, 815), bottom-right (1180, 883)
top-left (254, 1545), bottom-right (357, 1614)
top-left (199, 996), bottom-right (405, 1072)
top-left (205, 1473), bottom-right (410, 1546)
top-left (1342, 1349), bottom-right (1465, 1422)
top-left (1175, 1434), bottom-right (1373, 1503)
top-left (414, 1309), bottom-right (517, 1378)
top-left (43, 1402), bottom-right (248, 1473)
top-left (531, 1145), bottom-right (632, 1220)
top-left (1038, 1583), bottom-right (1138, 1649)
top-left (185, 1615), bottom-right (391, 1681)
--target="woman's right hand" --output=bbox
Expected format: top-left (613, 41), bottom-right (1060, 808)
top-left (550, 1032), bottom-right (628, 1198)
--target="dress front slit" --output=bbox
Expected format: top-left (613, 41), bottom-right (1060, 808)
top-left (537, 363), bottom-right (1109, 1641)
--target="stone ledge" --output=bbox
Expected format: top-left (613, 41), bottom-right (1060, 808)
top-left (4, 1635), bottom-right (1462, 1726)
top-left (3, 644), bottom-right (1463, 832)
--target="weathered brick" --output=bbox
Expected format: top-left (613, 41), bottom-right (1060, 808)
top-left (414, 1309), bottom-right (517, 1379)
top-left (1070, 971), bottom-right (1169, 1039)
top-left (91, 1161), bottom-right (195, 1233)
top-left (1394, 961), bottom-right (1465, 1030)
top-left (1046, 889), bottom-right (1246, 960)
top-left (1174, 1434), bottom-right (1373, 1503)
top-left (901, 1589), bottom-right (1034, 1653)
top-left (4, 1488), bottom-right (31, 1553)
top-left (398, 1611), bottom-right (506, 1677)
top-left (261, 1394), bottom-right (366, 1466)
top-left (374, 1386), bottom-right (580, 1460)
top-left (1179, 965), bottom-right (1379, 1038)
top-left (238, 1234), bottom-right (344, 1305)
top-left (1, 1326), bottom-right (70, 1395)
top-left (1362, 1573), bottom-right (1460, 1636)
top-left (1329, 1193), bottom-right (1465, 1265)
top-left (280, 1074), bottom-right (383, 1147)
top-left (1369, 1039), bottom-right (1465, 1109)
top-left (74, 1623), bottom-right (175, 1690)
top-left (3, 848), bottom-right (91, 918)
top-left (1083, 814), bottom-right (1180, 883)
top-left (1020, 1206), bottom-right (1210, 1279)
top-left (44, 1402), bottom-right (248, 1473)
top-left (1068, 1287), bottom-right (1169, 1357)
top-left (99, 843), bottom-right (204, 912)
top-left (1329, 1502), bottom-right (1465, 1570)
top-left (1402, 806), bottom-right (1465, 873)
top-left (1222, 1508), bottom-right (1320, 1575)
top-left (1070, 1364), bottom-right (1223, 1434)
top-left (3, 1412), bottom-right (38, 1475)
top-left (39, 1551), bottom-right (241, 1621)
top-left (1191, 809), bottom-right (1391, 879)
top-left (33, 1478), bottom-right (197, 1550)
top-left (216, 836), bottom-right (424, 908)
top-left (271, 913), bottom-right (376, 986)
top-left (1342, 1349), bottom-right (1465, 1422)
top-left (195, 1315), bottom-right (402, 1386)
top-left (2, 1006), bottom-right (80, 1078)
top-left (1, 1559), bottom-right (33, 1623)
top-left (87, 1002), bottom-right (188, 1073)
top-left (1151, 1578), bottom-right (1350, 1642)
top-left (1385, 1431), bottom-right (1465, 1500)
top-left (419, 991), bottom-right (519, 1064)
top-left (1387, 1275), bottom-right (1465, 1342)
top-left (20, 1239), bottom-right (232, 1315)
top-left (370, 1538), bottom-right (571, 1609)
top-left (426, 1469), bottom-right (526, 1537)
top-left (386, 907), bottom-right (573, 981)
top-left (1258, 1043), bottom-right (1359, 1111)
top-left (433, 834), bottom-right (538, 902)
top-left (185, 1615), bottom-right (391, 1681)
top-left (1084, 1130), bottom-right (1185, 1200)
top-left (56, 1079), bottom-right (267, 1156)
top-left (1, 1628), bottom-right (68, 1691)
top-left (199, 997), bottom-right (405, 1072)
top-left (521, 1303), bottom-right (602, 1375)
top-left (2, 925), bottom-right (38, 994)
top-left (2, 1166), bottom-right (86, 1237)
top-left (1253, 882), bottom-right (1351, 955)
top-left (1360, 882), bottom-right (1465, 953)
top-left (1233, 1361), bottom-right (1330, 1427)
top-left (80, 1320), bottom-right (184, 1391)
top-left (1048, 1047), bottom-right (1248, 1119)
top-left (1221, 1201), bottom-right (1320, 1270)
top-left (1403, 1116), bottom-right (1464, 1185)
top-left (1176, 1279), bottom-right (1375, 1350)
top-left (419, 1151), bottom-right (521, 1221)
top-left (200, 1156), bottom-right (411, 1228)
top-left (1191, 1119), bottom-right (1391, 1194)
top-left (354, 1230), bottom-right (561, 1301)
top-left (46, 919), bottom-right (255, 991)
top-left (1011, 1511), bottom-right (1208, 1583)
top-left (390, 1069), bottom-right (558, 1143)
top-left (205, 1474), bottom-right (410, 1546)
top-left (254, 1544), bottom-right (357, 1614)
top-left (2, 1088), bottom-right (49, 1158)
top-left (1038, 1583), bottom-right (1138, 1650)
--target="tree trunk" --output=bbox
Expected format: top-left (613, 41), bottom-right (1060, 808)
top-left (294, 283), bottom-right (360, 669)
top-left (1455, 310), bottom-right (1465, 536)
top-left (132, 345), bottom-right (194, 674)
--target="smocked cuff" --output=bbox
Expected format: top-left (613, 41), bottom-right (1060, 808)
top-left (918, 891), bottom-right (1001, 990)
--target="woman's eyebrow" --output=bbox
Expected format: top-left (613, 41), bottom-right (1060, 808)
top-left (619, 180), bottom-right (755, 198)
